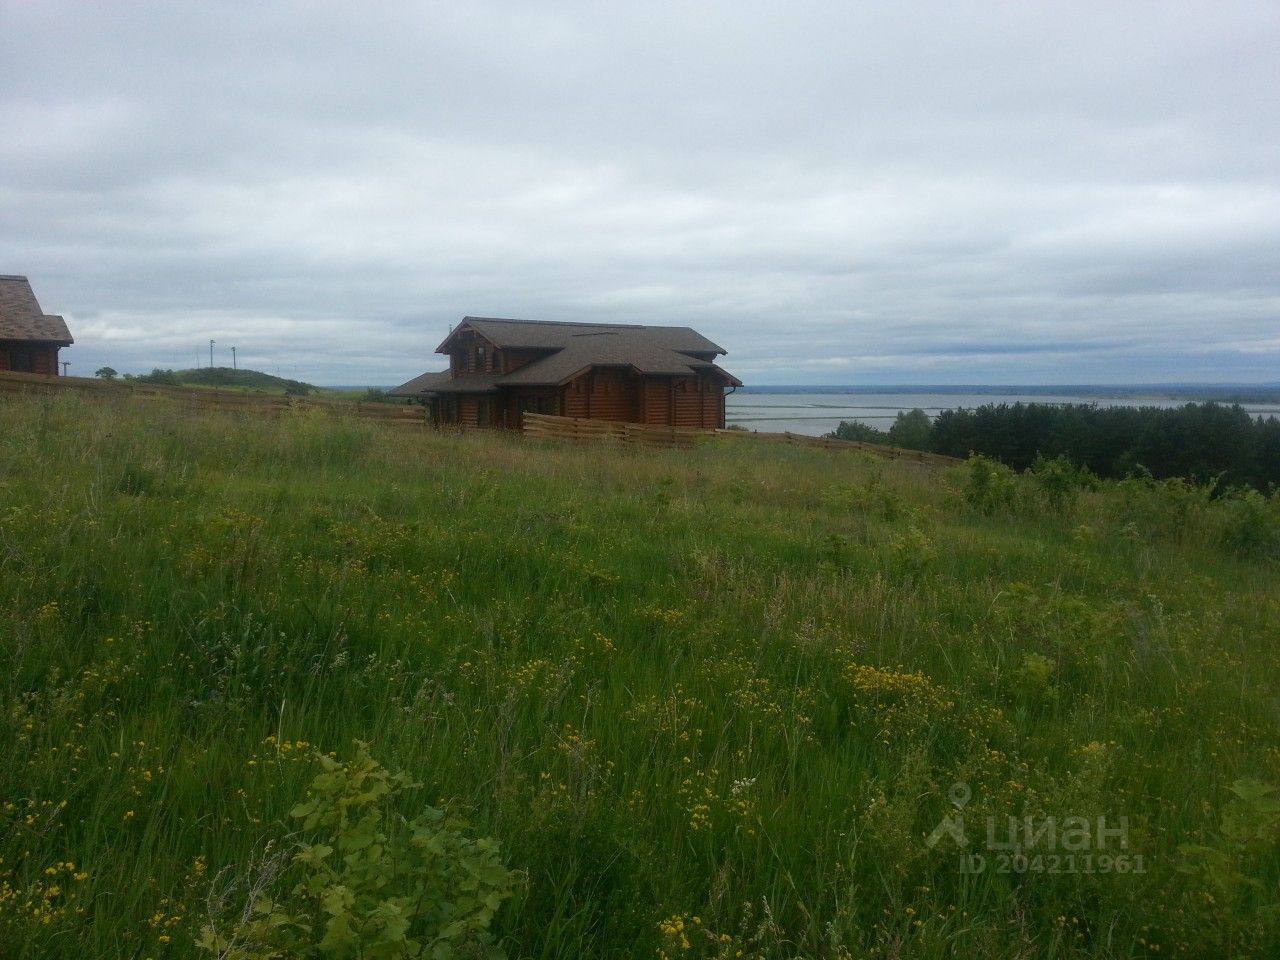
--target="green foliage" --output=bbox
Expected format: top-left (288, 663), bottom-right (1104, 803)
top-left (1217, 489), bottom-right (1280, 561)
top-left (1030, 454), bottom-right (1097, 509)
top-left (823, 419), bottom-right (889, 444)
top-left (1112, 472), bottom-right (1218, 542)
top-left (197, 742), bottom-right (514, 959)
top-left (94, 366), bottom-right (118, 380)
top-left (889, 525), bottom-right (936, 573)
top-left (1179, 779), bottom-right (1280, 947)
top-left (960, 454), bottom-right (1019, 514)
top-left (1012, 651), bottom-right (1057, 702)
top-left (134, 367), bottom-right (185, 386)
top-left (116, 462), bottom-right (160, 496)
top-left (930, 400), bottom-right (1280, 492)
top-left (886, 408), bottom-right (933, 451)
top-left (825, 409), bottom-right (932, 451)
top-left (821, 476), bottom-right (906, 520)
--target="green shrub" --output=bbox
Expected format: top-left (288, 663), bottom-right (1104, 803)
top-left (1179, 779), bottom-right (1280, 951)
top-left (1030, 454), bottom-right (1097, 509)
top-left (1217, 489), bottom-right (1280, 561)
top-left (824, 420), bottom-right (889, 444)
top-left (198, 742), bottom-right (516, 959)
top-left (961, 455), bottom-right (1019, 514)
top-left (821, 477), bottom-right (906, 521)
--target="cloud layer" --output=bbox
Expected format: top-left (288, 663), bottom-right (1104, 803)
top-left (3, 1), bottom-right (1278, 384)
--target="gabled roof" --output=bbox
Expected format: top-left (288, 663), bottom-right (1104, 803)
top-left (438, 316), bottom-right (726, 355)
top-left (499, 330), bottom-right (721, 385)
top-left (0, 276), bottom-right (74, 345)
top-left (392, 316), bottom-right (739, 396)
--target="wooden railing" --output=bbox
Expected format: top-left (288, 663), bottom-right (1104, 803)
top-left (522, 412), bottom-right (707, 448)
top-left (522, 412), bottom-right (963, 466)
top-left (0, 370), bottom-right (426, 425)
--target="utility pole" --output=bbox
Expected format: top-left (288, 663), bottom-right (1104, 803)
top-left (61, 361), bottom-right (70, 376)
top-left (210, 339), bottom-right (215, 369)
top-left (231, 346), bottom-right (237, 371)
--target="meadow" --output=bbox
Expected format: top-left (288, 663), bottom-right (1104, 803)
top-left (1, 392), bottom-right (1277, 959)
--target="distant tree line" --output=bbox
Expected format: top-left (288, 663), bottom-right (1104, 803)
top-left (827, 402), bottom-right (1280, 492)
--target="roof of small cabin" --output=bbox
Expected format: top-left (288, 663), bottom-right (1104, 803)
top-left (0, 275), bottom-right (74, 345)
top-left (392, 317), bottom-right (739, 396)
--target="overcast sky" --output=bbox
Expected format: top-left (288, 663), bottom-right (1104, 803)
top-left (3, 1), bottom-right (1278, 385)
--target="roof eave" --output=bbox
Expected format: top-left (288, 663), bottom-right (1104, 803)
top-left (434, 319), bottom-right (503, 355)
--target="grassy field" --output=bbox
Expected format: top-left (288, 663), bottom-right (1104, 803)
top-left (1, 392), bottom-right (1277, 959)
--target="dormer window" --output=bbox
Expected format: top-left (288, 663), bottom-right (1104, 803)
top-left (475, 346), bottom-right (486, 372)
top-left (491, 350), bottom-right (501, 374)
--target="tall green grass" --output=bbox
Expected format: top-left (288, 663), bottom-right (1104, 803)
top-left (1, 392), bottom-right (1277, 958)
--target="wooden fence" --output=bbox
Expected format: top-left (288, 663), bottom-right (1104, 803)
top-left (522, 412), bottom-right (963, 466)
top-left (0, 370), bottom-right (426, 426)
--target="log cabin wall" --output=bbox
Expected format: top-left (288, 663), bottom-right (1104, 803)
top-left (673, 377), bottom-right (704, 428)
top-left (501, 349), bottom-right (550, 375)
top-left (0, 342), bottom-right (59, 375)
top-left (641, 377), bottom-right (672, 425)
top-left (589, 368), bottom-right (637, 422)
top-left (564, 376), bottom-right (588, 418)
top-left (701, 373), bottom-right (725, 429)
top-left (563, 370), bottom-right (637, 421)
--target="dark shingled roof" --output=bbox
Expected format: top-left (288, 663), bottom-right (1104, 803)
top-left (444, 316), bottom-right (726, 355)
top-left (392, 317), bottom-right (739, 396)
top-left (389, 370), bottom-right (500, 395)
top-left (0, 276), bottom-right (74, 345)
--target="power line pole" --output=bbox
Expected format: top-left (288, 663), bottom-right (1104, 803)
top-left (209, 339), bottom-right (215, 369)
top-left (231, 346), bottom-right (237, 371)
top-left (61, 361), bottom-right (70, 376)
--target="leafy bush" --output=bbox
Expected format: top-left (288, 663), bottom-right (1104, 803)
top-left (198, 742), bottom-right (515, 959)
top-left (824, 420), bottom-right (889, 444)
top-left (961, 455), bottom-right (1019, 515)
top-left (1179, 779), bottom-right (1280, 951)
top-left (1112, 472), bottom-right (1217, 542)
top-left (1217, 489), bottom-right (1280, 561)
top-left (821, 477), bottom-right (906, 521)
top-left (1030, 454), bottom-right (1098, 509)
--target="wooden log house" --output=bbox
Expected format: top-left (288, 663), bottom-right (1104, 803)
top-left (0, 276), bottom-right (73, 375)
top-left (390, 317), bottom-right (742, 429)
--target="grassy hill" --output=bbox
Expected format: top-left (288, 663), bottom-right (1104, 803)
top-left (1, 393), bottom-right (1277, 958)
top-left (130, 366), bottom-right (316, 394)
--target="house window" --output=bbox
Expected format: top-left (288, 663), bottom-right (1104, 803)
top-left (476, 397), bottom-right (489, 426)
top-left (490, 350), bottom-right (501, 374)
top-left (9, 350), bottom-right (33, 373)
top-left (475, 346), bottom-right (486, 372)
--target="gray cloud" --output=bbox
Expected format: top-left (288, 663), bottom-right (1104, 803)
top-left (2, 0), bottom-right (1277, 384)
